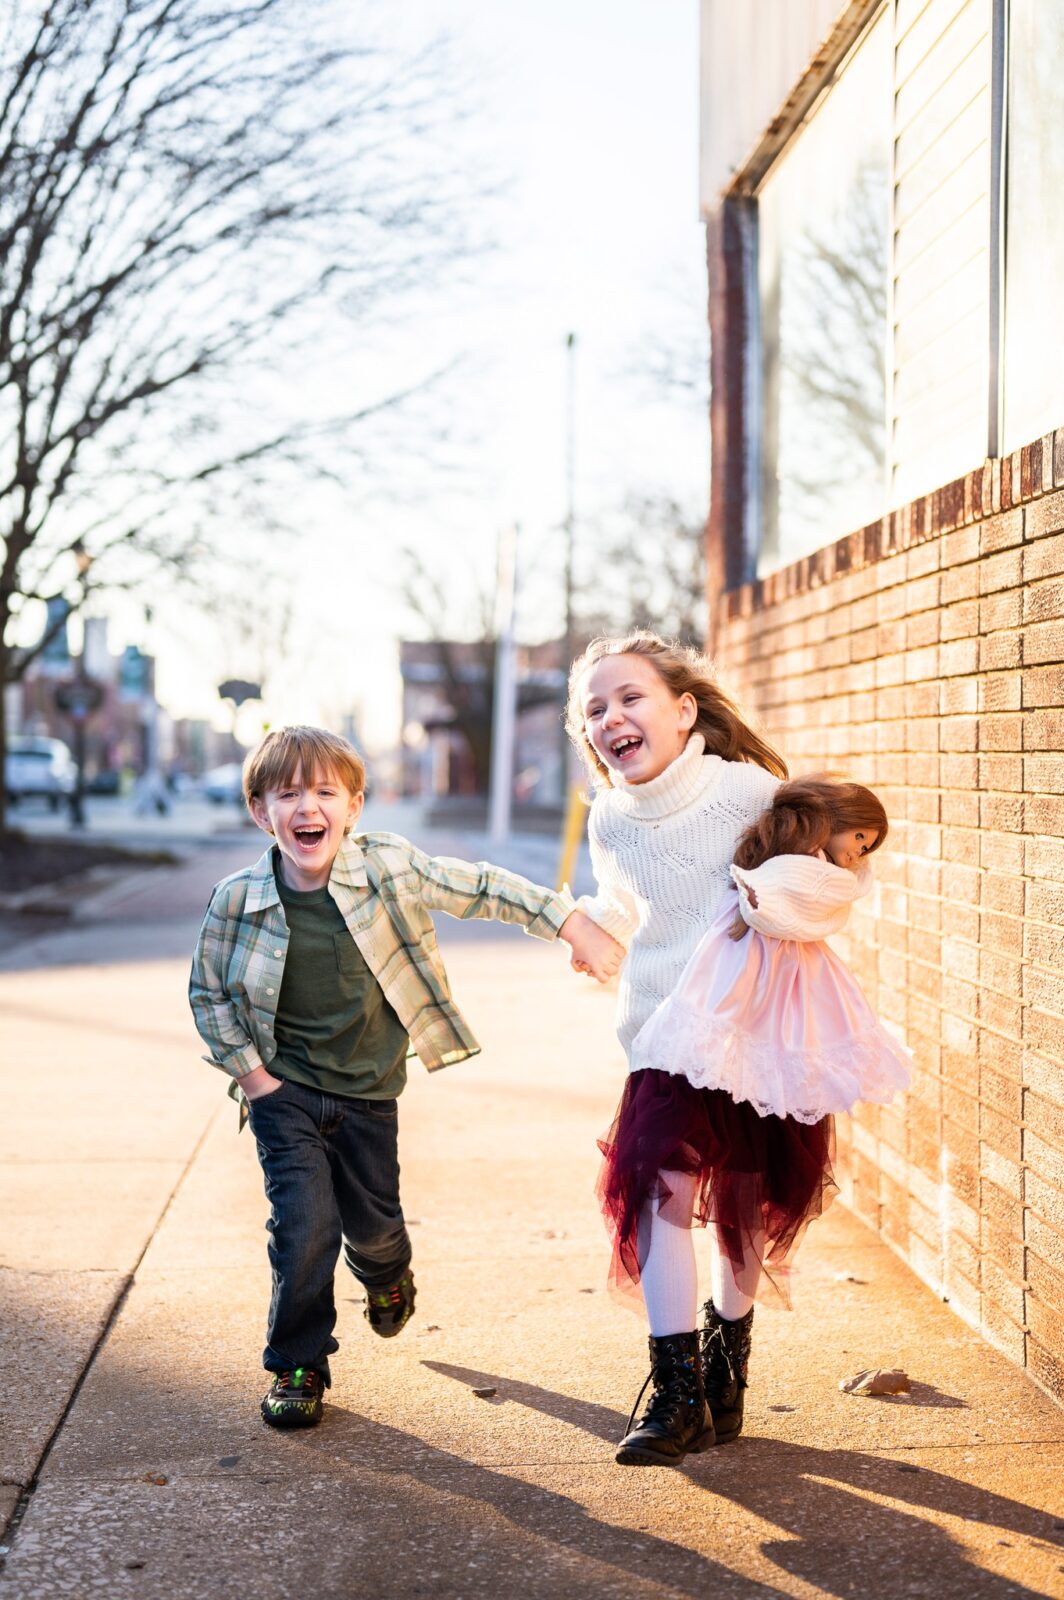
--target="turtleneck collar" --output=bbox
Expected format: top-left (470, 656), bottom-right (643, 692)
top-left (606, 732), bottom-right (720, 820)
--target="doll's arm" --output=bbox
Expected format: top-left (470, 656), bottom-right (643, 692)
top-left (731, 856), bottom-right (871, 940)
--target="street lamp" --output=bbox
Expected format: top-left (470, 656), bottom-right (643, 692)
top-left (488, 523), bottom-right (519, 844)
top-left (65, 541), bottom-right (98, 828)
top-left (560, 331), bottom-right (577, 803)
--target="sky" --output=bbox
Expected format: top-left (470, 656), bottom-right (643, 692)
top-left (141, 0), bottom-right (708, 752)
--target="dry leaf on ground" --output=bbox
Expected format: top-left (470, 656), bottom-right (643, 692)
top-left (839, 1368), bottom-right (911, 1396)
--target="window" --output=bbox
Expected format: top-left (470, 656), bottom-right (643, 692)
top-left (890, 0), bottom-right (993, 505)
top-left (1001, 0), bottom-right (1064, 453)
top-left (757, 11), bottom-right (892, 572)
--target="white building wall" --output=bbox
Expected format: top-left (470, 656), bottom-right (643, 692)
top-left (699, 0), bottom-right (843, 207)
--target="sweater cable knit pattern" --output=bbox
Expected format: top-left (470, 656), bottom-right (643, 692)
top-left (575, 734), bottom-right (781, 1062)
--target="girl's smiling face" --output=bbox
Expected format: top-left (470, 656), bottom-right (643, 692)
top-left (581, 653), bottom-right (697, 785)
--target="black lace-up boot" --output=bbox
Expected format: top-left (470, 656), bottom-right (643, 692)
top-left (615, 1331), bottom-right (715, 1466)
top-left (700, 1302), bottom-right (754, 1444)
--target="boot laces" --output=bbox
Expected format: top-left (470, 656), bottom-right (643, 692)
top-left (368, 1285), bottom-right (403, 1309)
top-left (276, 1367), bottom-right (317, 1393)
top-left (702, 1322), bottom-right (736, 1384)
top-left (626, 1356), bottom-right (697, 1434)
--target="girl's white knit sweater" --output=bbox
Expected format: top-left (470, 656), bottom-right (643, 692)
top-left (576, 733), bottom-right (780, 1063)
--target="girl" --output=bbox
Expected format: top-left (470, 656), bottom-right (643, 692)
top-left (612, 776), bottom-right (910, 1464)
top-left (568, 635), bottom-right (907, 1467)
top-left (566, 632), bottom-right (785, 1463)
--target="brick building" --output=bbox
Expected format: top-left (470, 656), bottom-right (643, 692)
top-left (399, 638), bottom-right (568, 805)
top-left (9, 617), bottom-right (162, 781)
top-left (701, 1), bottom-right (1064, 1398)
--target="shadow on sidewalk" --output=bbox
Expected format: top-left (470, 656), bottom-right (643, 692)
top-left (416, 1360), bottom-right (1064, 1600)
top-left (300, 1405), bottom-right (776, 1599)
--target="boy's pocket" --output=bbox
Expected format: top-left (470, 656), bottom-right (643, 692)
top-left (246, 1078), bottom-right (294, 1156)
top-left (250, 1075), bottom-right (289, 1101)
top-left (360, 1097), bottom-right (399, 1119)
top-left (247, 1077), bottom-right (291, 1117)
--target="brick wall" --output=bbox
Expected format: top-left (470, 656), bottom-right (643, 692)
top-left (712, 433), bottom-right (1064, 1402)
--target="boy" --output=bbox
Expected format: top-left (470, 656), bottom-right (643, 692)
top-left (189, 724), bottom-right (622, 1428)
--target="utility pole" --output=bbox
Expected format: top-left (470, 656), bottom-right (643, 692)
top-left (488, 522), bottom-right (519, 844)
top-left (560, 330), bottom-right (577, 802)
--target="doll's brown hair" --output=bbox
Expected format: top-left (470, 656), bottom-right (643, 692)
top-left (565, 631), bottom-right (788, 788)
top-left (729, 775), bottom-right (888, 938)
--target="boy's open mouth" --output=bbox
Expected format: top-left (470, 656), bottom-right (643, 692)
top-left (293, 826), bottom-right (327, 851)
top-left (609, 735), bottom-right (643, 764)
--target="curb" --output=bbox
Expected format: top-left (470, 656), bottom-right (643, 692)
top-left (0, 860), bottom-right (171, 921)
top-left (69, 863), bottom-right (176, 922)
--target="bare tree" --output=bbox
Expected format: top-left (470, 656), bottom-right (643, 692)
top-left (624, 261), bottom-right (711, 412)
top-left (585, 261), bottom-right (709, 648)
top-left (578, 491), bottom-right (706, 648)
top-left (0, 0), bottom-right (470, 827)
top-left (772, 157), bottom-right (889, 547)
top-left (398, 550), bottom-right (496, 793)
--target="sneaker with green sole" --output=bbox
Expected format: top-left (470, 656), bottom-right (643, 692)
top-left (261, 1367), bottom-right (325, 1428)
top-left (364, 1269), bottom-right (416, 1338)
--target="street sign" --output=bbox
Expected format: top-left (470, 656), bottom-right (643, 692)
top-left (54, 678), bottom-right (105, 719)
top-left (119, 645), bottom-right (152, 702)
top-left (218, 679), bottom-right (261, 707)
top-left (41, 598), bottom-right (72, 666)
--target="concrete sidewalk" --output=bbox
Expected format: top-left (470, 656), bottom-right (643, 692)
top-left (1, 847), bottom-right (1062, 1598)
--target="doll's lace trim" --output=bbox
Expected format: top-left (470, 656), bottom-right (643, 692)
top-left (631, 997), bottom-right (912, 1125)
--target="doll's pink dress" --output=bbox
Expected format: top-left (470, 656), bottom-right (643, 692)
top-left (598, 854), bottom-right (910, 1306)
top-left (629, 853), bottom-right (911, 1121)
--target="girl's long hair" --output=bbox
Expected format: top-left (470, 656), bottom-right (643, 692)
top-left (729, 776), bottom-right (888, 938)
top-left (565, 631), bottom-right (788, 787)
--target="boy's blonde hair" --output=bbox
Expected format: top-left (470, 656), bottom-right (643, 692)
top-left (565, 631), bottom-right (788, 787)
top-left (242, 725), bottom-right (366, 809)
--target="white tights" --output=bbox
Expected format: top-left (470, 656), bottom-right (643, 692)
top-left (638, 1169), bottom-right (762, 1335)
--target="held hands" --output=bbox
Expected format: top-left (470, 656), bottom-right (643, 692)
top-left (558, 910), bottom-right (625, 983)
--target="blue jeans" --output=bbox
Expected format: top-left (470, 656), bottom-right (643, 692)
top-left (246, 1077), bottom-right (411, 1383)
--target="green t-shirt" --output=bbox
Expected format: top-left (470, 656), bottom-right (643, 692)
top-left (272, 862), bottom-right (409, 1100)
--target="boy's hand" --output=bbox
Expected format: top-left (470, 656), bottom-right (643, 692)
top-left (240, 1065), bottom-right (285, 1101)
top-left (558, 910), bottom-right (625, 983)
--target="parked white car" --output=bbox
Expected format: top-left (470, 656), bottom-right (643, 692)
top-left (5, 736), bottom-right (78, 810)
top-left (203, 763), bottom-right (245, 805)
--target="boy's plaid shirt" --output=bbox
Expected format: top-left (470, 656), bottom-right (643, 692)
top-left (189, 831), bottom-right (574, 1097)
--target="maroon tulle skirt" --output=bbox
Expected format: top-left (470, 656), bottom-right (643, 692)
top-left (597, 1068), bottom-right (837, 1309)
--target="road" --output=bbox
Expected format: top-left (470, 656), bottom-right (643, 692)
top-left (0, 822), bottom-right (1062, 1597)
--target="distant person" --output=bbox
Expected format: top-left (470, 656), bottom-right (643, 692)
top-left (189, 724), bottom-right (622, 1430)
top-left (132, 766), bottom-right (171, 816)
top-left (565, 634), bottom-right (907, 1466)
